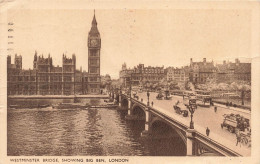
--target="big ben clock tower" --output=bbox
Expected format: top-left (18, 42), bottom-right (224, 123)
top-left (88, 11), bottom-right (101, 94)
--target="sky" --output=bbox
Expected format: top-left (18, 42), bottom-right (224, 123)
top-left (7, 9), bottom-right (251, 78)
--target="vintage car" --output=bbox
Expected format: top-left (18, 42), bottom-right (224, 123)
top-left (221, 113), bottom-right (250, 133)
top-left (156, 93), bottom-right (164, 100)
top-left (173, 103), bottom-right (189, 117)
top-left (164, 90), bottom-right (172, 100)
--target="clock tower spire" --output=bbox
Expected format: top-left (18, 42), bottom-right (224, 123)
top-left (88, 10), bottom-right (101, 94)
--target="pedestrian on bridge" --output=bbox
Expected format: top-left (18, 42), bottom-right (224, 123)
top-left (236, 130), bottom-right (241, 147)
top-left (214, 106), bottom-right (217, 113)
top-left (151, 101), bottom-right (154, 107)
top-left (206, 127), bottom-right (210, 137)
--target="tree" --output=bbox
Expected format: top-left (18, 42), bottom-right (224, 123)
top-left (217, 83), bottom-right (229, 91)
top-left (152, 82), bottom-right (158, 90)
top-left (169, 81), bottom-right (179, 90)
top-left (186, 82), bottom-right (195, 91)
top-left (159, 78), bottom-right (168, 89)
top-left (230, 81), bottom-right (251, 105)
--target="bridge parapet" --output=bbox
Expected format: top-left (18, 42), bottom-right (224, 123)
top-left (120, 93), bottom-right (242, 156)
top-left (194, 132), bottom-right (241, 156)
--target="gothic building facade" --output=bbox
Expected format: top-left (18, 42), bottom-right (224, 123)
top-left (88, 12), bottom-right (101, 94)
top-left (7, 12), bottom-right (101, 95)
top-left (7, 53), bottom-right (89, 95)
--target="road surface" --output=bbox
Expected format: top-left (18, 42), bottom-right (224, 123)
top-left (135, 92), bottom-right (251, 156)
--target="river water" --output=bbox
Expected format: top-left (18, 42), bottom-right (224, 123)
top-left (7, 99), bottom-right (185, 156)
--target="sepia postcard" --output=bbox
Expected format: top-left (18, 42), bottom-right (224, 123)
top-left (0, 0), bottom-right (260, 164)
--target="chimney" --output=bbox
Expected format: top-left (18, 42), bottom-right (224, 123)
top-left (7, 55), bottom-right (11, 65)
top-left (203, 58), bottom-right (206, 63)
top-left (190, 58), bottom-right (193, 64)
top-left (223, 60), bottom-right (226, 64)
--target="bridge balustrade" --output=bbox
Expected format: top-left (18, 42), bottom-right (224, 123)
top-left (110, 93), bottom-right (242, 156)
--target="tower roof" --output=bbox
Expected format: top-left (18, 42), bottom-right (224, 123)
top-left (92, 10), bottom-right (97, 25)
top-left (89, 10), bottom-right (100, 37)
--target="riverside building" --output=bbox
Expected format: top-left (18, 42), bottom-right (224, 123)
top-left (7, 12), bottom-right (101, 95)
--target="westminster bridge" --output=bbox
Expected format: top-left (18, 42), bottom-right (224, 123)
top-left (109, 91), bottom-right (250, 156)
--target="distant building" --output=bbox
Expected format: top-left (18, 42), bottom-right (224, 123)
top-left (7, 53), bottom-right (88, 95)
top-left (101, 74), bottom-right (111, 83)
top-left (119, 63), bottom-right (165, 87)
top-left (216, 59), bottom-right (251, 83)
top-left (119, 63), bottom-right (134, 88)
top-left (189, 58), bottom-right (217, 84)
top-left (166, 66), bottom-right (189, 84)
top-left (101, 74), bottom-right (112, 90)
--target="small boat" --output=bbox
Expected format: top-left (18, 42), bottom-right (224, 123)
top-left (52, 103), bottom-right (90, 109)
top-left (37, 104), bottom-right (50, 108)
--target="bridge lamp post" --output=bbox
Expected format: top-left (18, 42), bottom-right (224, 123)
top-left (147, 90), bottom-right (150, 106)
top-left (188, 100), bottom-right (195, 129)
top-left (129, 85), bottom-right (132, 98)
top-left (129, 73), bottom-right (132, 98)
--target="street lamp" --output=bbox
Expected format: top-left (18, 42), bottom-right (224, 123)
top-left (147, 90), bottom-right (150, 106)
top-left (129, 73), bottom-right (132, 98)
top-left (188, 99), bottom-right (196, 129)
top-left (112, 87), bottom-right (114, 99)
top-left (129, 85), bottom-right (132, 98)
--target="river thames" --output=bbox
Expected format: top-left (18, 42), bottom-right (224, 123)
top-left (7, 99), bottom-right (185, 156)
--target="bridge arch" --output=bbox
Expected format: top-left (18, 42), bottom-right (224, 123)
top-left (132, 103), bottom-right (146, 120)
top-left (148, 119), bottom-right (187, 156)
top-left (121, 97), bottom-right (128, 108)
top-left (115, 94), bottom-right (119, 102)
top-left (150, 119), bottom-right (186, 144)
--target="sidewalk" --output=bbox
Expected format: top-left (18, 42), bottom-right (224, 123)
top-left (214, 103), bottom-right (250, 115)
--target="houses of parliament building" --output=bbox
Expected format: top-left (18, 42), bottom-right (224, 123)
top-left (7, 13), bottom-right (101, 95)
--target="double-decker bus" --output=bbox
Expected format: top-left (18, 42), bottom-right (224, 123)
top-left (195, 90), bottom-right (212, 108)
top-left (182, 90), bottom-right (196, 106)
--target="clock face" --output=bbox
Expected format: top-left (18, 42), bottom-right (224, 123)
top-left (90, 39), bottom-right (98, 47)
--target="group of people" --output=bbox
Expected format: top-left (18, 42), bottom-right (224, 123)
top-left (226, 101), bottom-right (234, 107)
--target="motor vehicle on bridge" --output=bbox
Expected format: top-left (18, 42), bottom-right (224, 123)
top-left (195, 90), bottom-right (212, 108)
top-left (156, 92), bottom-right (164, 100)
top-left (221, 113), bottom-right (250, 133)
top-left (164, 90), bottom-right (172, 100)
top-left (173, 101), bottom-right (189, 117)
top-left (183, 98), bottom-right (197, 109)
